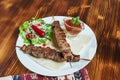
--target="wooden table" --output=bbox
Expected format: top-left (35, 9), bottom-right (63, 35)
top-left (0, 0), bottom-right (120, 80)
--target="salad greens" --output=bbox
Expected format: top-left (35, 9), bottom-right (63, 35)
top-left (19, 18), bottom-right (53, 44)
top-left (70, 17), bottom-right (80, 25)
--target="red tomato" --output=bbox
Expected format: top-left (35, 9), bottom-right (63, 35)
top-left (42, 43), bottom-right (46, 46)
top-left (26, 33), bottom-right (35, 38)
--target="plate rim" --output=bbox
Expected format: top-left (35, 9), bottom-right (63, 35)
top-left (16, 16), bottom-right (97, 76)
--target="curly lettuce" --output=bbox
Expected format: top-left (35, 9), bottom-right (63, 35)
top-left (19, 18), bottom-right (53, 44)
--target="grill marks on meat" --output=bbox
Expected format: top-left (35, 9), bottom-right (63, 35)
top-left (52, 21), bottom-right (80, 61)
top-left (19, 21), bottom-right (80, 62)
top-left (21, 45), bottom-right (65, 62)
top-left (20, 45), bottom-right (80, 62)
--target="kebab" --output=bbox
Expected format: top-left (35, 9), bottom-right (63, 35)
top-left (17, 45), bottom-right (80, 62)
top-left (52, 21), bottom-right (80, 61)
top-left (17, 18), bottom-right (90, 62)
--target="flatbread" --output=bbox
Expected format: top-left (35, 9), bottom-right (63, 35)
top-left (27, 34), bottom-right (92, 71)
top-left (27, 55), bottom-right (66, 70)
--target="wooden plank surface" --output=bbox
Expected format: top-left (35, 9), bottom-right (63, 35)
top-left (0, 0), bottom-right (120, 80)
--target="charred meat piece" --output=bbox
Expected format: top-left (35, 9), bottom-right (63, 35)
top-left (52, 21), bottom-right (73, 60)
top-left (20, 45), bottom-right (65, 62)
top-left (52, 21), bottom-right (80, 61)
top-left (20, 45), bottom-right (80, 62)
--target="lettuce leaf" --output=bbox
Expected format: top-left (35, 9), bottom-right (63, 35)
top-left (19, 18), bottom-right (53, 45)
top-left (70, 17), bottom-right (80, 25)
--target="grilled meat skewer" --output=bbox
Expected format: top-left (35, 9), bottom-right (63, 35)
top-left (52, 21), bottom-right (80, 61)
top-left (19, 45), bottom-right (80, 62)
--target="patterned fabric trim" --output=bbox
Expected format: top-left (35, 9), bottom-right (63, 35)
top-left (0, 68), bottom-right (90, 80)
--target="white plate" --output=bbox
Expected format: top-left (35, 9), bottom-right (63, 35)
top-left (16, 16), bottom-right (97, 76)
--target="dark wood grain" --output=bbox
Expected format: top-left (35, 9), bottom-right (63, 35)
top-left (0, 0), bottom-right (120, 80)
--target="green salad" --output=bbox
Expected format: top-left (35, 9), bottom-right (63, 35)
top-left (19, 18), bottom-right (53, 45)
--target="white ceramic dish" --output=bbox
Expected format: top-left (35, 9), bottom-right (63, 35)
top-left (16, 16), bottom-right (97, 76)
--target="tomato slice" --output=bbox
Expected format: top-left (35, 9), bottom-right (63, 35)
top-left (26, 33), bottom-right (35, 38)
